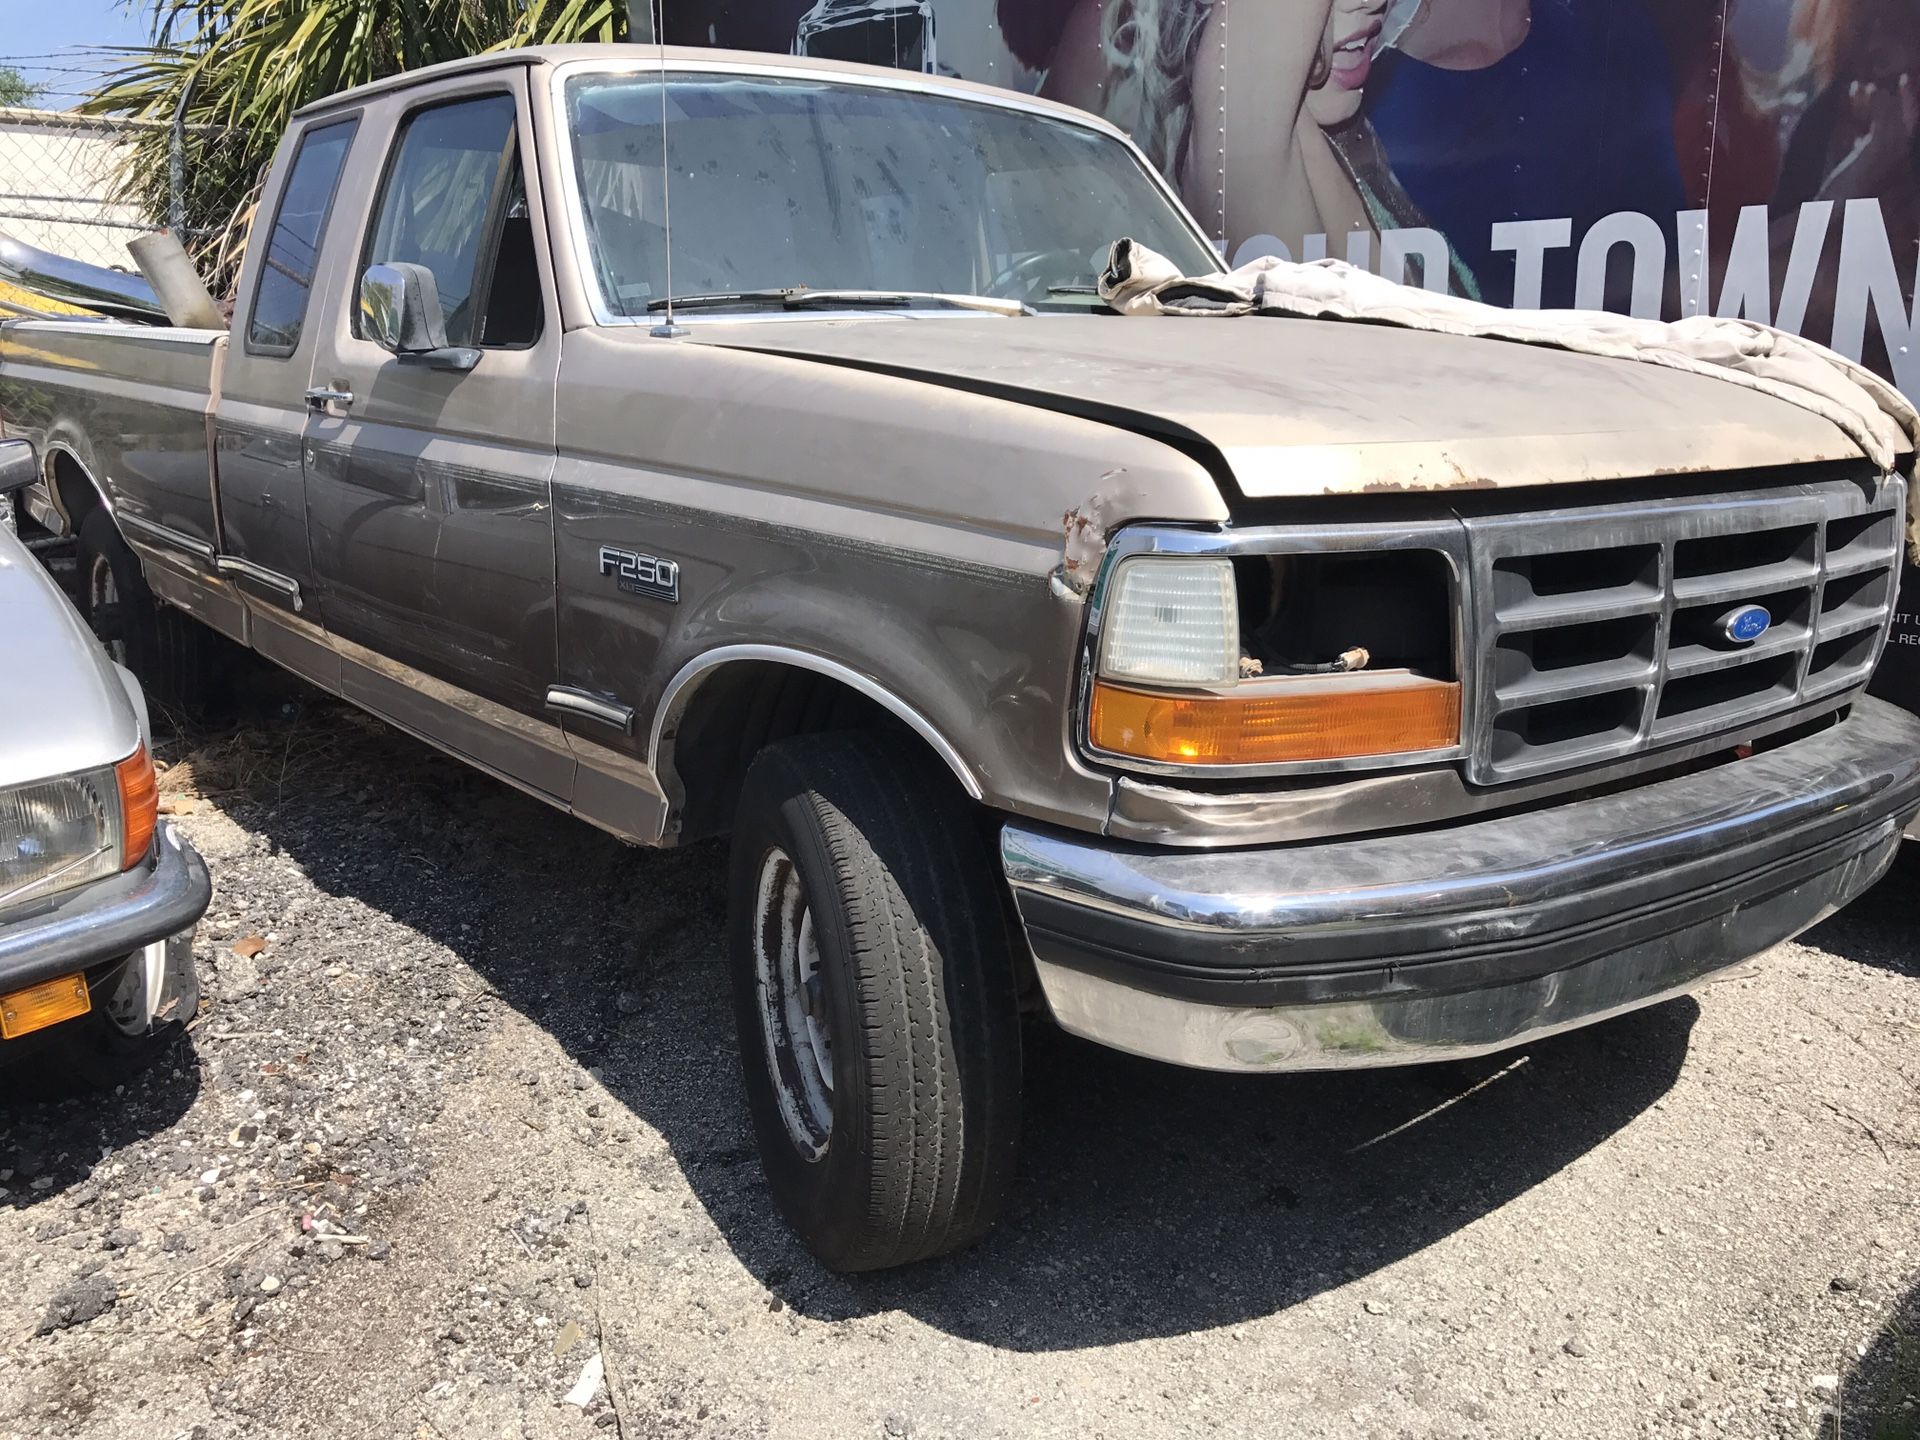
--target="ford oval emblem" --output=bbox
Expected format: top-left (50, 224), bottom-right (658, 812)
top-left (1720, 604), bottom-right (1773, 645)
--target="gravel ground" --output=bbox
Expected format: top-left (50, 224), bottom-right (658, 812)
top-left (1, 687), bottom-right (1917, 1440)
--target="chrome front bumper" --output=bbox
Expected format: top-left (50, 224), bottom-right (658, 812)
top-left (1003, 698), bottom-right (1920, 1073)
top-left (0, 822), bottom-right (211, 995)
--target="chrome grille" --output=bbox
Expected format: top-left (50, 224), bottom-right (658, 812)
top-left (1464, 474), bottom-right (1906, 784)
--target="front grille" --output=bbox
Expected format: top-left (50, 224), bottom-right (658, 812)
top-left (1464, 473), bottom-right (1906, 784)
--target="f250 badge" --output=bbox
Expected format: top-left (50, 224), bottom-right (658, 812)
top-left (599, 545), bottom-right (680, 603)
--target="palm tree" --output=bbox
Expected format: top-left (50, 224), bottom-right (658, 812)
top-left (84, 0), bottom-right (633, 293)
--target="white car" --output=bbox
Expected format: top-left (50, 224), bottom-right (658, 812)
top-left (0, 439), bottom-right (208, 1086)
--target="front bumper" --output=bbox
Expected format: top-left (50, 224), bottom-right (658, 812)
top-left (1003, 698), bottom-right (1920, 1073)
top-left (0, 822), bottom-right (212, 995)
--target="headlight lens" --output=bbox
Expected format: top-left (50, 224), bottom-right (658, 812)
top-left (0, 766), bottom-right (121, 912)
top-left (1088, 550), bottom-right (1463, 769)
top-left (1097, 557), bottom-right (1239, 687)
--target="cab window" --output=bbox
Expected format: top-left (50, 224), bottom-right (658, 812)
top-left (247, 117), bottom-right (358, 356)
top-left (361, 94), bottom-right (541, 349)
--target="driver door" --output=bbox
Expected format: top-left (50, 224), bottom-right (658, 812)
top-left (302, 78), bottom-right (571, 799)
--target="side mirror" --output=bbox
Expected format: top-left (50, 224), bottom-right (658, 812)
top-left (359, 262), bottom-right (448, 355)
top-left (0, 438), bottom-right (37, 496)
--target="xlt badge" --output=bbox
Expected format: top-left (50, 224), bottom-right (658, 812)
top-left (599, 545), bottom-right (680, 603)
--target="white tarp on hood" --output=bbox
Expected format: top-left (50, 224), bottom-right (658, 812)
top-left (1097, 239), bottom-right (1920, 476)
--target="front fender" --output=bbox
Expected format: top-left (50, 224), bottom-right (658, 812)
top-left (551, 329), bottom-right (1230, 840)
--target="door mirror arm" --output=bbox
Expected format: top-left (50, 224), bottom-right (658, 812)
top-left (397, 346), bottom-right (481, 373)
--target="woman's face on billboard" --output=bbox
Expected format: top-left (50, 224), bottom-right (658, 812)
top-left (1301, 0), bottom-right (1392, 126)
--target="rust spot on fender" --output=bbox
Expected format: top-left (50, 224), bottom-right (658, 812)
top-left (1051, 491), bottom-right (1119, 601)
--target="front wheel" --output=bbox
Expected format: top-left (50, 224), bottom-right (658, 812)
top-left (76, 509), bottom-right (225, 714)
top-left (728, 733), bottom-right (1023, 1272)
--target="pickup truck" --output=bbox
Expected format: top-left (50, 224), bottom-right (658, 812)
top-left (4, 45), bottom-right (1919, 1272)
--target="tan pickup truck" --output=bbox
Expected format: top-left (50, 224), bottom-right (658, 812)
top-left (4, 45), bottom-right (1918, 1272)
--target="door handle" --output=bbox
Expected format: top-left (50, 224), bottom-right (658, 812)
top-left (304, 386), bottom-right (353, 414)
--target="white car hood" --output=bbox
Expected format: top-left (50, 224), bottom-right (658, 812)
top-left (0, 525), bottom-right (141, 788)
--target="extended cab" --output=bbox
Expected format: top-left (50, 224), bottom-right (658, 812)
top-left (3, 46), bottom-right (1918, 1270)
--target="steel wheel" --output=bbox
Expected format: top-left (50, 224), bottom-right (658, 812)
top-left (752, 846), bottom-right (834, 1160)
top-left (101, 939), bottom-right (168, 1036)
top-left (87, 549), bottom-right (128, 665)
top-left (728, 734), bottom-right (1023, 1269)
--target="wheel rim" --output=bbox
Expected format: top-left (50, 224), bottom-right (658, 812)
top-left (752, 847), bottom-right (834, 1160)
top-left (87, 553), bottom-right (127, 665)
top-left (101, 939), bottom-right (167, 1037)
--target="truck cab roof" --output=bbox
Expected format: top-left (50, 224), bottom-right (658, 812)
top-left (291, 42), bottom-right (1122, 138)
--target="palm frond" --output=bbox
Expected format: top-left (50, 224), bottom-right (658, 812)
top-left (83, 0), bottom-right (630, 296)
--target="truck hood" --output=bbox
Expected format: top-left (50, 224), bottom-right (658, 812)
top-left (693, 313), bottom-right (1868, 497)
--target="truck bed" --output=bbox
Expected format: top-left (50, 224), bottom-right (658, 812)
top-left (0, 318), bottom-right (228, 625)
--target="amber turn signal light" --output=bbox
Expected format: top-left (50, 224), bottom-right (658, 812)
top-left (0, 972), bottom-right (90, 1040)
top-left (1089, 675), bottom-right (1462, 766)
top-left (116, 743), bottom-right (158, 869)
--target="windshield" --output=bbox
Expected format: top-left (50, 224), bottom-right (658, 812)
top-left (561, 71), bottom-right (1221, 317)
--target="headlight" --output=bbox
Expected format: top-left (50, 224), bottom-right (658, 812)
top-left (1097, 557), bottom-right (1240, 687)
top-left (0, 745), bottom-right (158, 914)
top-left (1087, 553), bottom-right (1461, 769)
top-left (0, 767), bottom-right (120, 912)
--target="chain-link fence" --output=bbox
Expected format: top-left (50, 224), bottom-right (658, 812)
top-left (0, 99), bottom-right (261, 303)
top-left (0, 107), bottom-right (160, 272)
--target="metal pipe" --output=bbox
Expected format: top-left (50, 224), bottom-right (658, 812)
top-left (127, 231), bottom-right (224, 329)
top-left (0, 232), bottom-right (167, 323)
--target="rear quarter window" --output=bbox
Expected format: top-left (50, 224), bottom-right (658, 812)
top-left (246, 118), bottom-right (359, 356)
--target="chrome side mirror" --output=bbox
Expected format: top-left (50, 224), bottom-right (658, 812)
top-left (359, 262), bottom-right (448, 355)
top-left (0, 438), bottom-right (37, 495)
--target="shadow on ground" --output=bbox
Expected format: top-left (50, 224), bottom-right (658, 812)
top-left (1841, 1274), bottom-right (1920, 1439)
top-left (1801, 838), bottom-right (1920, 983)
top-left (176, 689), bottom-right (1706, 1351)
top-left (0, 1044), bottom-right (201, 1209)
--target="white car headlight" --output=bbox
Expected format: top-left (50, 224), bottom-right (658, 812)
top-left (1096, 556), bottom-right (1239, 688)
top-left (0, 767), bottom-right (122, 914)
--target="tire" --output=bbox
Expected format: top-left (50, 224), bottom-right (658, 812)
top-left (5, 932), bottom-right (201, 1094)
top-left (729, 732), bottom-right (1023, 1272)
top-left (76, 508), bottom-right (224, 715)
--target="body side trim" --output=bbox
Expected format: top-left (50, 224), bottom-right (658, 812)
top-left (39, 440), bottom-right (111, 531)
top-left (546, 685), bottom-right (635, 733)
top-left (213, 554), bottom-right (303, 608)
top-left (649, 644), bottom-right (984, 801)
top-left (121, 512), bottom-right (216, 563)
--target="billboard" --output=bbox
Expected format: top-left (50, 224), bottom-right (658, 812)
top-left (652, 0), bottom-right (1920, 702)
top-left (655, 0), bottom-right (1920, 392)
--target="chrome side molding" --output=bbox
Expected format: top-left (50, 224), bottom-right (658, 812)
top-left (546, 685), bottom-right (636, 734)
top-left (213, 555), bottom-right (303, 611)
top-left (648, 643), bottom-right (983, 800)
top-left (122, 512), bottom-right (216, 563)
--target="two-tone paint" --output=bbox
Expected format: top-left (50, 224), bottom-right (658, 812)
top-left (0, 44), bottom-right (1903, 863)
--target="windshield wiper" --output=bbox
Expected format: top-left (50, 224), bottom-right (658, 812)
top-left (785, 290), bottom-right (1031, 316)
top-left (644, 289), bottom-right (806, 313)
top-left (644, 288), bottom-right (1030, 317)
